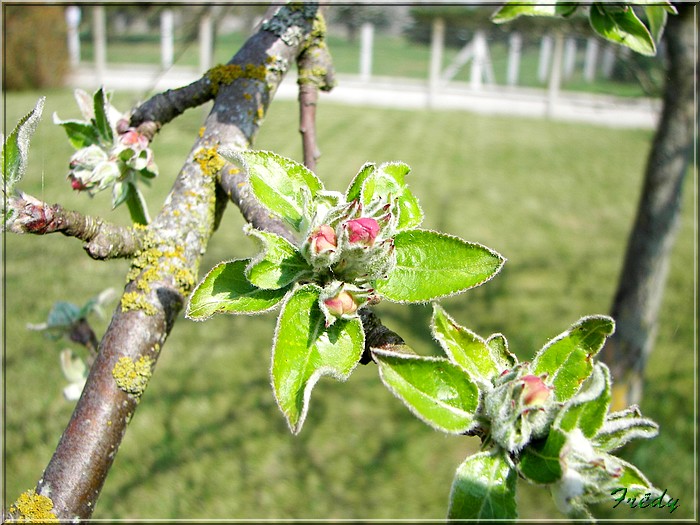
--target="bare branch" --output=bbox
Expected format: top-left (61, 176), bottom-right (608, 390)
top-left (7, 192), bottom-right (143, 260)
top-left (297, 12), bottom-right (336, 170)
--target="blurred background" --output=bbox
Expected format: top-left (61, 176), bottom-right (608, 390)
top-left (3, 3), bottom-right (695, 521)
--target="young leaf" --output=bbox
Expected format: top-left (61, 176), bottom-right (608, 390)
top-left (2, 97), bottom-right (45, 194)
top-left (592, 406), bottom-right (659, 453)
top-left (556, 362), bottom-right (611, 438)
top-left (447, 449), bottom-right (518, 520)
top-left (486, 333), bottom-right (517, 369)
top-left (271, 284), bottom-right (364, 434)
top-left (589, 3), bottom-right (656, 56)
top-left (431, 304), bottom-right (506, 385)
top-left (530, 315), bottom-right (614, 402)
top-left (225, 149), bottom-right (323, 233)
top-left (124, 183), bottom-right (150, 225)
top-left (374, 229), bottom-right (505, 303)
top-left (186, 259), bottom-right (289, 320)
top-left (355, 162), bottom-right (423, 230)
top-left (92, 87), bottom-right (114, 142)
top-left (244, 226), bottom-right (312, 290)
top-left (491, 2), bottom-right (575, 23)
top-left (517, 427), bottom-right (567, 484)
top-left (644, 5), bottom-right (668, 42)
top-left (345, 161), bottom-right (376, 202)
top-left (51, 117), bottom-right (100, 149)
top-left (372, 348), bottom-right (479, 434)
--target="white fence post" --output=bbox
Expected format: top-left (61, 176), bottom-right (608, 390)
top-left (546, 32), bottom-right (564, 118)
top-left (601, 45), bottom-right (616, 78)
top-left (563, 37), bottom-right (576, 80)
top-left (428, 17), bottom-right (445, 107)
top-left (199, 9), bottom-right (213, 73)
top-left (584, 37), bottom-right (599, 82)
top-left (507, 32), bottom-right (522, 86)
top-left (65, 6), bottom-right (81, 67)
top-left (538, 34), bottom-right (553, 83)
top-left (359, 22), bottom-right (374, 82)
top-left (161, 9), bottom-right (174, 70)
top-left (92, 5), bottom-right (106, 83)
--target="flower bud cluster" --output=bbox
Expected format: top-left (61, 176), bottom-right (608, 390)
top-left (484, 364), bottom-right (555, 452)
top-left (300, 195), bottom-right (398, 325)
top-left (67, 123), bottom-right (157, 196)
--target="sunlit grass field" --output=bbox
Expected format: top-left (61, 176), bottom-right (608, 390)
top-left (4, 88), bottom-right (695, 520)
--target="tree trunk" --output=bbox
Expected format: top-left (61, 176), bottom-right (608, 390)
top-left (601, 4), bottom-right (696, 409)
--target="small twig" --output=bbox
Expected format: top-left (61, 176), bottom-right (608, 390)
top-left (128, 75), bottom-right (217, 138)
top-left (296, 12), bottom-right (336, 170)
top-left (359, 307), bottom-right (415, 364)
top-left (8, 192), bottom-right (143, 260)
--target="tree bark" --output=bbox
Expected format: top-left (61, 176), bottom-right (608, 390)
top-left (601, 4), bottom-right (696, 409)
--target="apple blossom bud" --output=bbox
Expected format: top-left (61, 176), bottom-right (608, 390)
top-left (346, 217), bottom-right (380, 246)
top-left (521, 374), bottom-right (551, 407)
top-left (323, 290), bottom-right (359, 317)
top-left (309, 224), bottom-right (337, 254)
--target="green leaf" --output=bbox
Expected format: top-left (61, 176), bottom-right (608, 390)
top-left (356, 162), bottom-right (423, 230)
top-left (373, 348), bottom-right (479, 434)
top-left (345, 162), bottom-right (376, 202)
top-left (486, 333), bottom-right (517, 369)
top-left (593, 406), bottom-right (658, 453)
top-left (226, 149), bottom-right (323, 233)
top-left (271, 284), bottom-right (364, 434)
top-left (589, 3), bottom-right (656, 56)
top-left (491, 1), bottom-right (578, 23)
top-left (447, 449), bottom-right (518, 520)
top-left (186, 259), bottom-right (289, 320)
top-left (556, 362), bottom-right (611, 438)
top-left (2, 97), bottom-right (45, 193)
top-left (374, 229), bottom-right (505, 303)
top-left (52, 117), bottom-right (101, 149)
top-left (518, 427), bottom-right (567, 484)
top-left (531, 315), bottom-right (615, 402)
top-left (92, 87), bottom-right (114, 142)
top-left (431, 304), bottom-right (506, 385)
top-left (643, 4), bottom-right (674, 42)
top-left (244, 226), bottom-right (312, 290)
top-left (124, 183), bottom-right (150, 225)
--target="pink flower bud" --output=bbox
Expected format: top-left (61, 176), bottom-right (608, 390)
top-left (118, 129), bottom-right (149, 150)
top-left (309, 224), bottom-right (337, 254)
top-left (323, 291), bottom-right (358, 317)
top-left (69, 175), bottom-right (87, 191)
top-left (346, 217), bottom-right (380, 246)
top-left (521, 375), bottom-right (551, 407)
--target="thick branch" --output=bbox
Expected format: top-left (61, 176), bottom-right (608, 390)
top-left (601, 5), bottom-right (696, 407)
top-left (31, 4), bottom-right (323, 520)
top-left (8, 192), bottom-right (142, 259)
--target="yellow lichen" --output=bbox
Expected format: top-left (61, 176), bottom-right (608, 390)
top-left (7, 489), bottom-right (58, 523)
top-left (120, 291), bottom-right (157, 316)
top-left (194, 146), bottom-right (225, 177)
top-left (198, 126), bottom-right (206, 138)
top-left (207, 63), bottom-right (267, 95)
top-left (112, 356), bottom-right (154, 397)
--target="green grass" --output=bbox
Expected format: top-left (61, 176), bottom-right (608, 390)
top-left (78, 28), bottom-right (658, 98)
top-left (4, 89), bottom-right (694, 520)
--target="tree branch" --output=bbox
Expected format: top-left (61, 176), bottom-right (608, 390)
top-left (27, 4), bottom-right (324, 520)
top-left (8, 192), bottom-right (143, 260)
top-left (359, 307), bottom-right (416, 364)
top-left (296, 12), bottom-right (336, 170)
